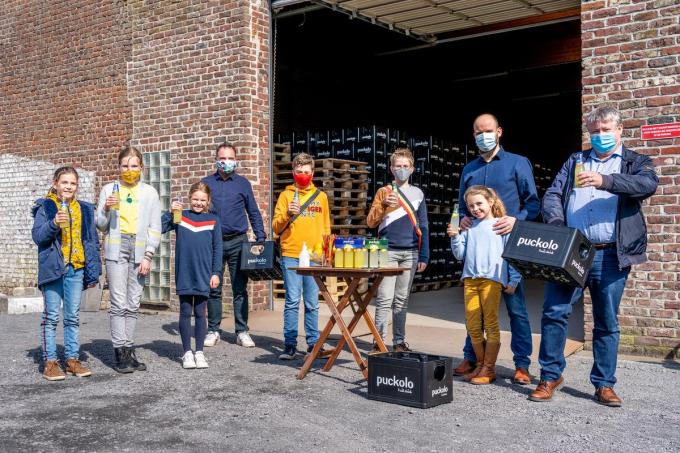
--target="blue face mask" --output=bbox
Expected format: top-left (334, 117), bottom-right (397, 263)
top-left (216, 160), bottom-right (236, 174)
top-left (590, 132), bottom-right (617, 154)
top-left (475, 132), bottom-right (497, 153)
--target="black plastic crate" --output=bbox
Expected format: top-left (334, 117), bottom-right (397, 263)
top-left (502, 221), bottom-right (595, 288)
top-left (292, 131), bottom-right (308, 156)
top-left (308, 131), bottom-right (330, 159)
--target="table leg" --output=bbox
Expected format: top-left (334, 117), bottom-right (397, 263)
top-left (314, 276), bottom-right (369, 379)
top-left (296, 277), bottom-right (361, 380)
top-left (323, 275), bottom-right (386, 372)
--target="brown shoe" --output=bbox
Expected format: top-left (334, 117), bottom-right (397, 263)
top-left (471, 342), bottom-right (500, 385)
top-left (453, 359), bottom-right (476, 376)
top-left (513, 367), bottom-right (532, 385)
top-left (368, 343), bottom-right (383, 355)
top-left (528, 377), bottom-right (564, 402)
top-left (463, 342), bottom-right (485, 382)
top-left (595, 387), bottom-right (622, 407)
top-left (392, 342), bottom-right (412, 353)
top-left (65, 358), bottom-right (92, 377)
top-left (43, 360), bottom-right (65, 381)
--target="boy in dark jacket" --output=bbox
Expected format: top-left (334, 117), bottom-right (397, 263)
top-left (529, 106), bottom-right (658, 407)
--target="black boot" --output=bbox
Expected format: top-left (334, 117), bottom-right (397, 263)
top-left (114, 347), bottom-right (134, 374)
top-left (126, 347), bottom-right (147, 372)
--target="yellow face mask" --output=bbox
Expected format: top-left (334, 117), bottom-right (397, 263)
top-left (121, 169), bottom-right (141, 185)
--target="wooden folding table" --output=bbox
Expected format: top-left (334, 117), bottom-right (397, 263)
top-left (291, 267), bottom-right (404, 380)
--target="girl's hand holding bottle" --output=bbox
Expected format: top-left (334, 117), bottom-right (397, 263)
top-left (447, 223), bottom-right (459, 237)
top-left (104, 194), bottom-right (120, 212)
top-left (54, 209), bottom-right (69, 228)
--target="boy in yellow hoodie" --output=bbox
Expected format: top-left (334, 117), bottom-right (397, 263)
top-left (272, 153), bottom-right (331, 360)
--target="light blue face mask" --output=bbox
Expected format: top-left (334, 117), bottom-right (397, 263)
top-left (590, 132), bottom-right (617, 154)
top-left (475, 132), bottom-right (497, 153)
top-left (216, 160), bottom-right (237, 174)
top-left (393, 168), bottom-right (412, 182)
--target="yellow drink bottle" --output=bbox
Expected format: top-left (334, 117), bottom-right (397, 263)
top-left (111, 181), bottom-right (120, 211)
top-left (574, 154), bottom-right (585, 188)
top-left (173, 195), bottom-right (182, 223)
top-left (58, 200), bottom-right (69, 228)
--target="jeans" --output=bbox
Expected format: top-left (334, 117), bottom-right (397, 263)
top-left (464, 278), bottom-right (502, 344)
top-left (41, 265), bottom-right (84, 361)
top-left (462, 279), bottom-right (532, 369)
top-left (207, 234), bottom-right (250, 333)
top-left (280, 256), bottom-right (319, 347)
top-left (538, 248), bottom-right (629, 389)
top-left (374, 249), bottom-right (418, 345)
top-left (107, 234), bottom-right (145, 348)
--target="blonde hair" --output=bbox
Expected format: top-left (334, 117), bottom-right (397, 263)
top-left (292, 152), bottom-right (314, 169)
top-left (390, 148), bottom-right (414, 167)
top-left (464, 185), bottom-right (506, 218)
top-left (189, 182), bottom-right (211, 212)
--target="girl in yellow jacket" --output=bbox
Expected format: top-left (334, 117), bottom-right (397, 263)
top-left (272, 153), bottom-right (330, 360)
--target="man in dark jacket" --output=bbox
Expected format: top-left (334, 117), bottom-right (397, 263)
top-left (455, 113), bottom-right (540, 385)
top-left (201, 142), bottom-right (266, 348)
top-left (529, 106), bottom-right (658, 407)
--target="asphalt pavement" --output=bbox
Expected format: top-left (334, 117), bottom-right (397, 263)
top-left (1, 311), bottom-right (678, 453)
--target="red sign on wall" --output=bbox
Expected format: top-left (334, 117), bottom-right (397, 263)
top-left (641, 123), bottom-right (680, 140)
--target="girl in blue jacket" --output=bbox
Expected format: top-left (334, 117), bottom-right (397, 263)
top-left (31, 166), bottom-right (101, 381)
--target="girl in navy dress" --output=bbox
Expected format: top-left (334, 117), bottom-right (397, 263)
top-left (163, 182), bottom-right (222, 369)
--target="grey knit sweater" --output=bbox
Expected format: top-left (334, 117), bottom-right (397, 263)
top-left (96, 181), bottom-right (162, 264)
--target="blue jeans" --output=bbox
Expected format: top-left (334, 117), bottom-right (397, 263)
top-left (280, 257), bottom-right (319, 347)
top-left (462, 279), bottom-right (532, 369)
top-left (538, 249), bottom-right (629, 389)
top-left (40, 265), bottom-right (84, 361)
top-left (207, 234), bottom-right (250, 333)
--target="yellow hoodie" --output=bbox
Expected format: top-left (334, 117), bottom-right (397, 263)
top-left (272, 183), bottom-right (331, 259)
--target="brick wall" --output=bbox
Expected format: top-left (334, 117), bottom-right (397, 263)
top-left (0, 155), bottom-right (96, 292)
top-left (581, 0), bottom-right (680, 358)
top-left (0, 0), bottom-right (133, 292)
top-left (0, 1), bottom-right (272, 314)
top-left (126, 0), bottom-right (271, 311)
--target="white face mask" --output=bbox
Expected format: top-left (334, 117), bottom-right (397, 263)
top-left (393, 167), bottom-right (413, 182)
top-left (475, 132), bottom-right (497, 153)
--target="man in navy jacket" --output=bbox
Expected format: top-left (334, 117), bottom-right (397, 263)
top-left (202, 143), bottom-right (266, 348)
top-left (455, 113), bottom-right (540, 385)
top-left (529, 106), bottom-right (658, 407)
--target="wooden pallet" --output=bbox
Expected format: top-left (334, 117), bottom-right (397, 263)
top-left (331, 214), bottom-right (367, 223)
top-left (273, 144), bottom-right (291, 163)
top-left (332, 226), bottom-right (368, 236)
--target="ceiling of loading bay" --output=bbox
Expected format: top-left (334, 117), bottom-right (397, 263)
top-left (283, 0), bottom-right (580, 42)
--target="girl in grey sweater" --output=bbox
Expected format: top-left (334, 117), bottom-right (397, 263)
top-left (96, 146), bottom-right (161, 373)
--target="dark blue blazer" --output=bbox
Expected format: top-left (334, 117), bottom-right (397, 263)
top-left (31, 198), bottom-right (102, 289)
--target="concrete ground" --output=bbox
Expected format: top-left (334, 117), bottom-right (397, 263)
top-left (1, 306), bottom-right (678, 452)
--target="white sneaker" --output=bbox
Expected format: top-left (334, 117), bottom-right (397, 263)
top-left (194, 351), bottom-right (209, 369)
top-left (182, 351), bottom-right (196, 369)
top-left (236, 331), bottom-right (255, 348)
top-left (204, 331), bottom-right (220, 347)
